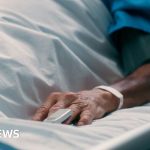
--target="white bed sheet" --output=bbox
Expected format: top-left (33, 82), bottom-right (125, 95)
top-left (0, 104), bottom-right (150, 150)
top-left (0, 0), bottom-right (123, 119)
top-left (0, 0), bottom-right (149, 149)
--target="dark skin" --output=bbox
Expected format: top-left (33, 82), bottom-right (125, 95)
top-left (32, 63), bottom-right (150, 126)
top-left (32, 29), bottom-right (150, 126)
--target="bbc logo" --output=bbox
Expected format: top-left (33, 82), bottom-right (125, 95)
top-left (0, 130), bottom-right (20, 138)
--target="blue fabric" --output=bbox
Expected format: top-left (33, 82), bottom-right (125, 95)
top-left (102, 0), bottom-right (150, 34)
top-left (102, 0), bottom-right (150, 74)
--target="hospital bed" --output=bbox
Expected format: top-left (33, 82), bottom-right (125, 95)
top-left (92, 123), bottom-right (150, 150)
top-left (0, 0), bottom-right (149, 149)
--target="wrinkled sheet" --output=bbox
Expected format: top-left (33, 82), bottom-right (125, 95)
top-left (0, 0), bottom-right (149, 149)
top-left (0, 0), bottom-right (123, 119)
top-left (0, 105), bottom-right (150, 150)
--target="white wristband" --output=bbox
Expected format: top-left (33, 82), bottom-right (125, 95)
top-left (94, 85), bottom-right (124, 110)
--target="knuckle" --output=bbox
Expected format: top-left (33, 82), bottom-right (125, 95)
top-left (82, 110), bottom-right (93, 118)
top-left (49, 106), bottom-right (59, 114)
top-left (82, 117), bottom-right (89, 124)
top-left (87, 113), bottom-right (93, 118)
top-left (37, 105), bottom-right (48, 113)
top-left (51, 92), bottom-right (61, 97)
top-left (47, 92), bottom-right (61, 100)
top-left (73, 103), bottom-right (83, 110)
top-left (64, 92), bottom-right (77, 99)
top-left (49, 107), bottom-right (58, 112)
top-left (53, 103), bottom-right (64, 108)
top-left (50, 102), bottom-right (64, 111)
top-left (70, 105), bottom-right (80, 114)
top-left (85, 111), bottom-right (93, 118)
top-left (78, 102), bottom-right (88, 109)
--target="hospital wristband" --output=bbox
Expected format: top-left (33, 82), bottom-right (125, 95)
top-left (94, 85), bottom-right (124, 110)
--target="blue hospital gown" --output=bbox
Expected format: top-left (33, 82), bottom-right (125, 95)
top-left (102, 0), bottom-right (150, 74)
top-left (102, 0), bottom-right (150, 33)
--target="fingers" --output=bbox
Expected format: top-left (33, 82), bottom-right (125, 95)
top-left (77, 110), bottom-right (94, 126)
top-left (48, 92), bottom-right (77, 115)
top-left (32, 90), bottom-right (108, 126)
top-left (32, 92), bottom-right (78, 121)
top-left (64, 104), bottom-right (81, 124)
top-left (32, 92), bottom-right (60, 121)
top-left (77, 107), bottom-right (106, 126)
top-left (64, 99), bottom-right (90, 124)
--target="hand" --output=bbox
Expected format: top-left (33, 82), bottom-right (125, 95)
top-left (32, 89), bottom-right (119, 126)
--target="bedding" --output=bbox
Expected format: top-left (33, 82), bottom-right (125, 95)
top-left (0, 0), bottom-right (122, 119)
top-left (0, 0), bottom-right (149, 149)
top-left (0, 105), bottom-right (150, 150)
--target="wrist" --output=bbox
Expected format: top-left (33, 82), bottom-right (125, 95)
top-left (93, 88), bottom-right (120, 113)
top-left (101, 89), bottom-right (120, 112)
top-left (94, 85), bottom-right (124, 111)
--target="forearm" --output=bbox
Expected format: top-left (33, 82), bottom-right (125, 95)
top-left (111, 64), bottom-right (150, 108)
